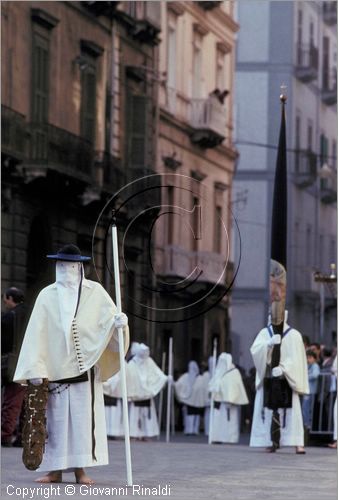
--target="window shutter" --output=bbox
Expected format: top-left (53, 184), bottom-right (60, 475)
top-left (32, 32), bottom-right (49, 159)
top-left (129, 95), bottom-right (148, 169)
top-left (81, 65), bottom-right (96, 143)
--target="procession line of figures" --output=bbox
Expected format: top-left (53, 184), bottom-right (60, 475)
top-left (103, 343), bottom-right (248, 443)
top-left (105, 317), bottom-right (337, 449)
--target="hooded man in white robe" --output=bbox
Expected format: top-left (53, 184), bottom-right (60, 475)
top-left (175, 361), bottom-right (205, 435)
top-left (209, 353), bottom-right (248, 443)
top-left (14, 245), bottom-right (129, 484)
top-left (102, 342), bottom-right (140, 439)
top-left (249, 312), bottom-right (309, 453)
top-left (127, 343), bottom-right (167, 439)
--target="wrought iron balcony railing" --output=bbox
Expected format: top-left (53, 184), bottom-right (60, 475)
top-left (190, 96), bottom-right (226, 148)
top-left (293, 150), bottom-right (317, 188)
top-left (322, 68), bottom-right (337, 106)
top-left (295, 43), bottom-right (319, 83)
top-left (1, 105), bottom-right (26, 160)
top-left (27, 122), bottom-right (94, 179)
top-left (323, 1), bottom-right (337, 25)
top-left (320, 166), bottom-right (337, 204)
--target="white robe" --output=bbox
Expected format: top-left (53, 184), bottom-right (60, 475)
top-left (103, 371), bottom-right (124, 438)
top-left (250, 323), bottom-right (309, 447)
top-left (38, 367), bottom-right (108, 472)
top-left (175, 372), bottom-right (206, 435)
top-left (209, 354), bottom-right (248, 444)
top-left (127, 354), bottom-right (167, 438)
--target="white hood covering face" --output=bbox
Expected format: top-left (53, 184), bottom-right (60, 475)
top-left (175, 361), bottom-right (206, 407)
top-left (209, 352), bottom-right (249, 405)
top-left (55, 261), bottom-right (82, 355)
top-left (14, 278), bottom-right (129, 383)
top-left (127, 343), bottom-right (167, 400)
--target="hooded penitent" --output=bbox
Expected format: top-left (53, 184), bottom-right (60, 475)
top-left (209, 353), bottom-right (248, 405)
top-left (127, 343), bottom-right (167, 400)
top-left (14, 245), bottom-right (129, 383)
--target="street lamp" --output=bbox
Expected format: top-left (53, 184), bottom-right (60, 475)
top-left (314, 263), bottom-right (337, 341)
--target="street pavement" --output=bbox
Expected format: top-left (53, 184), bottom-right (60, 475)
top-left (1, 434), bottom-right (336, 500)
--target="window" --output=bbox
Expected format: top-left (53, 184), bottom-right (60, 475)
top-left (216, 49), bottom-right (226, 91)
top-left (167, 186), bottom-right (174, 245)
top-left (214, 205), bottom-right (222, 253)
top-left (32, 32), bottom-right (49, 123)
top-left (295, 114), bottom-right (301, 172)
top-left (320, 133), bottom-right (329, 165)
top-left (330, 238), bottom-right (336, 264)
top-left (192, 33), bottom-right (202, 98)
top-left (322, 36), bottom-right (330, 89)
top-left (306, 225), bottom-right (312, 266)
top-left (307, 120), bottom-right (313, 151)
top-left (80, 55), bottom-right (97, 143)
top-left (191, 196), bottom-right (201, 251)
top-left (167, 15), bottom-right (177, 113)
top-left (309, 20), bottom-right (314, 47)
top-left (127, 94), bottom-right (149, 169)
top-left (297, 9), bottom-right (303, 64)
top-left (332, 140), bottom-right (337, 163)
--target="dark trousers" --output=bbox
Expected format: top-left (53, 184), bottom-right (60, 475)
top-left (1, 382), bottom-right (25, 443)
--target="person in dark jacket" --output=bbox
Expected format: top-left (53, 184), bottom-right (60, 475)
top-left (1, 287), bottom-right (27, 446)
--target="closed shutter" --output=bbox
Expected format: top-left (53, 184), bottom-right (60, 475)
top-left (81, 64), bottom-right (96, 143)
top-left (32, 32), bottom-right (49, 159)
top-left (128, 94), bottom-right (148, 169)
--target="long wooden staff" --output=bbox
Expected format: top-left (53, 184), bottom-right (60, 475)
top-left (157, 351), bottom-right (166, 440)
top-left (208, 337), bottom-right (218, 444)
top-left (111, 212), bottom-right (133, 486)
top-left (166, 337), bottom-right (173, 443)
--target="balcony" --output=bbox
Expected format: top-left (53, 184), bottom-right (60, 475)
top-left (26, 122), bottom-right (94, 181)
top-left (121, 1), bottom-right (161, 45)
top-left (198, 2), bottom-right (222, 10)
top-left (190, 96), bottom-right (226, 148)
top-left (322, 68), bottom-right (337, 106)
top-left (293, 150), bottom-right (317, 188)
top-left (323, 2), bottom-right (337, 25)
top-left (295, 44), bottom-right (319, 83)
top-left (1, 105), bottom-right (26, 161)
top-left (99, 152), bottom-right (126, 193)
top-left (320, 166), bottom-right (337, 204)
top-left (125, 167), bottom-right (161, 217)
top-left (82, 1), bottom-right (119, 17)
top-left (161, 245), bottom-right (227, 286)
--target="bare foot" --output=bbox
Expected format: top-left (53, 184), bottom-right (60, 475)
top-left (296, 446), bottom-right (306, 454)
top-left (328, 441), bottom-right (337, 449)
top-left (35, 471), bottom-right (62, 483)
top-left (75, 468), bottom-right (95, 485)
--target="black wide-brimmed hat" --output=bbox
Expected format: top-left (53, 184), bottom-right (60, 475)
top-left (46, 244), bottom-right (91, 262)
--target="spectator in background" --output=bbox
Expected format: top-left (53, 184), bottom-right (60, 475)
top-left (1, 287), bottom-right (27, 447)
top-left (302, 336), bottom-right (311, 350)
top-left (309, 343), bottom-right (322, 366)
top-left (302, 350), bottom-right (320, 431)
top-left (328, 355), bottom-right (337, 449)
top-left (321, 348), bottom-right (334, 372)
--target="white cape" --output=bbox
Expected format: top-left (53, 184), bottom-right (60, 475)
top-left (175, 373), bottom-right (206, 407)
top-left (14, 279), bottom-right (129, 383)
top-left (211, 368), bottom-right (249, 405)
top-left (127, 357), bottom-right (167, 400)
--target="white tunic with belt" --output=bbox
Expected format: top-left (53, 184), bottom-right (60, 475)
top-left (250, 321), bottom-right (309, 447)
top-left (14, 278), bottom-right (129, 471)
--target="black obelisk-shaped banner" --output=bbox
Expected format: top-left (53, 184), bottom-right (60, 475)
top-left (269, 93), bottom-right (287, 449)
